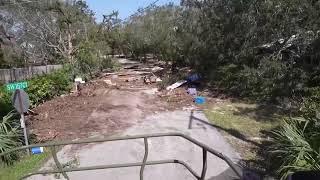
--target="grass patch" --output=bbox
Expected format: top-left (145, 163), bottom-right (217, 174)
top-left (204, 101), bottom-right (284, 161)
top-left (205, 102), bottom-right (281, 137)
top-left (0, 152), bottom-right (48, 180)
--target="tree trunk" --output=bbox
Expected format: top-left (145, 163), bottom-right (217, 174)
top-left (67, 24), bottom-right (73, 64)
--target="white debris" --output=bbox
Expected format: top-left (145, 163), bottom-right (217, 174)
top-left (104, 79), bottom-right (116, 86)
top-left (166, 80), bottom-right (187, 91)
top-left (75, 77), bottom-right (85, 83)
top-left (152, 66), bottom-right (164, 72)
top-left (142, 88), bottom-right (158, 95)
top-left (156, 78), bottom-right (162, 82)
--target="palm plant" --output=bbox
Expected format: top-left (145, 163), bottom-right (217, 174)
top-left (0, 111), bottom-right (22, 165)
top-left (269, 118), bottom-right (320, 179)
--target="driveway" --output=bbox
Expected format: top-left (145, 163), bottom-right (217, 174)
top-left (29, 110), bottom-right (240, 180)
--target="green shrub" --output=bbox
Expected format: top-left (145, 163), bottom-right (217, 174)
top-left (75, 41), bottom-right (100, 77)
top-left (269, 118), bottom-right (320, 179)
top-left (300, 87), bottom-right (320, 120)
top-left (27, 76), bottom-right (54, 106)
top-left (46, 69), bottom-right (72, 97)
top-left (0, 112), bottom-right (22, 166)
top-left (27, 69), bottom-right (72, 106)
top-left (0, 86), bottom-right (12, 117)
top-left (100, 57), bottom-right (121, 71)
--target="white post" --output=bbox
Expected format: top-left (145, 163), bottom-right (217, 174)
top-left (20, 115), bottom-right (30, 155)
top-left (17, 90), bottom-right (30, 155)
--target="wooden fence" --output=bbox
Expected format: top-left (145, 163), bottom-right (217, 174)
top-left (0, 65), bottom-right (63, 84)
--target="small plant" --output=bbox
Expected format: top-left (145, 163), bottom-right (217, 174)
top-left (0, 111), bottom-right (22, 165)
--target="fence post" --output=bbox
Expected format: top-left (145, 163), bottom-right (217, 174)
top-left (200, 148), bottom-right (208, 180)
top-left (51, 146), bottom-right (70, 180)
top-left (140, 138), bottom-right (149, 180)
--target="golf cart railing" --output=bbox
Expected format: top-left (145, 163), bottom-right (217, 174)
top-left (0, 132), bottom-right (242, 180)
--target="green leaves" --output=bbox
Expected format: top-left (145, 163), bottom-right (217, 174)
top-left (0, 111), bottom-right (22, 165)
top-left (27, 69), bottom-right (72, 106)
top-left (269, 118), bottom-right (320, 179)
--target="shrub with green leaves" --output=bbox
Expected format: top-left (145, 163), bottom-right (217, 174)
top-left (0, 86), bottom-right (12, 117)
top-left (0, 112), bottom-right (22, 166)
top-left (27, 69), bottom-right (72, 106)
top-left (269, 118), bottom-right (320, 179)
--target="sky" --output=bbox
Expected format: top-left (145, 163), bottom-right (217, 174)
top-left (86, 0), bottom-right (180, 22)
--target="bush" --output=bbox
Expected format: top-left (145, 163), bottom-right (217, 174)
top-left (269, 118), bottom-right (320, 179)
top-left (0, 86), bottom-right (12, 117)
top-left (74, 41), bottom-right (100, 77)
top-left (27, 69), bottom-right (72, 106)
top-left (45, 69), bottom-right (72, 97)
top-left (300, 87), bottom-right (320, 120)
top-left (0, 112), bottom-right (22, 166)
top-left (101, 56), bottom-right (121, 71)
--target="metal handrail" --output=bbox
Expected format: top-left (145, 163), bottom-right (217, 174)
top-left (0, 132), bottom-right (242, 180)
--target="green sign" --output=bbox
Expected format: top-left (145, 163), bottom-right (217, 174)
top-left (6, 82), bottom-right (28, 91)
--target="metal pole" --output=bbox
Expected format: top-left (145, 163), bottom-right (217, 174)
top-left (188, 110), bottom-right (194, 129)
top-left (200, 148), bottom-right (207, 180)
top-left (140, 138), bottom-right (149, 180)
top-left (17, 90), bottom-right (30, 155)
top-left (51, 146), bottom-right (69, 180)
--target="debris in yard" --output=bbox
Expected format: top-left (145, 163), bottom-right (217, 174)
top-left (29, 58), bottom-right (197, 142)
top-left (152, 66), bottom-right (164, 72)
top-left (31, 147), bottom-right (44, 155)
top-left (142, 88), bottom-right (158, 95)
top-left (126, 77), bottom-right (139, 82)
top-left (27, 109), bottom-right (38, 115)
top-left (187, 88), bottom-right (197, 96)
top-left (124, 65), bottom-right (139, 69)
top-left (158, 88), bottom-right (194, 109)
top-left (187, 73), bottom-right (201, 83)
top-left (121, 71), bottom-right (151, 76)
top-left (144, 75), bottom-right (161, 84)
top-left (34, 129), bottom-right (59, 142)
top-left (103, 79), bottom-right (116, 86)
top-left (104, 72), bottom-right (117, 76)
top-left (166, 80), bottom-right (187, 90)
top-left (150, 76), bottom-right (157, 83)
top-left (74, 77), bottom-right (85, 84)
top-left (182, 106), bottom-right (196, 111)
top-left (111, 75), bottom-right (119, 79)
top-left (144, 76), bottom-right (151, 84)
top-left (195, 96), bottom-right (206, 104)
top-left (73, 77), bottom-right (86, 96)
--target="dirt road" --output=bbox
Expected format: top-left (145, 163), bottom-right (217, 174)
top-left (28, 59), bottom-right (241, 180)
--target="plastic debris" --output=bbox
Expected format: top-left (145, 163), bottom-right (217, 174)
top-left (187, 88), bottom-right (197, 96)
top-left (187, 73), bottom-right (201, 83)
top-left (31, 147), bottom-right (44, 155)
top-left (104, 79), bottom-right (116, 86)
top-left (166, 80), bottom-right (187, 90)
top-left (194, 96), bottom-right (206, 104)
top-left (74, 77), bottom-right (85, 84)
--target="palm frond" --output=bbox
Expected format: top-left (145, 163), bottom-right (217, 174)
top-left (269, 118), bottom-right (320, 179)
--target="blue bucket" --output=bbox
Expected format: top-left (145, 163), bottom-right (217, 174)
top-left (195, 96), bottom-right (206, 104)
top-left (31, 147), bottom-right (44, 155)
